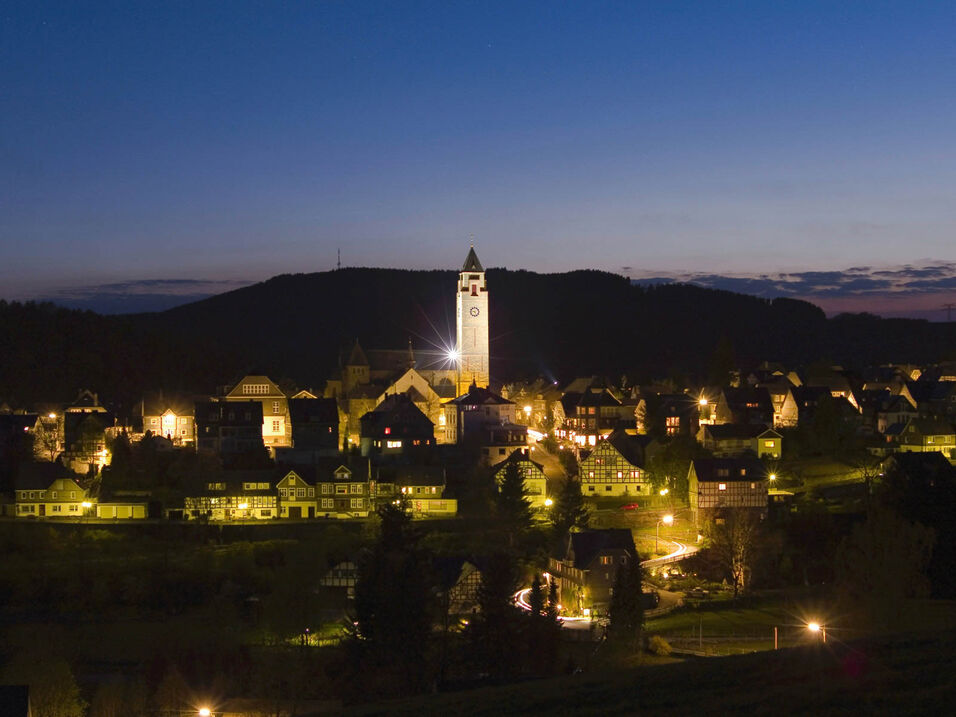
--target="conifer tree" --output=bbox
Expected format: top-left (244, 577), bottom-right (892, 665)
top-left (551, 476), bottom-right (589, 539)
top-left (496, 460), bottom-right (533, 534)
top-left (607, 558), bottom-right (644, 647)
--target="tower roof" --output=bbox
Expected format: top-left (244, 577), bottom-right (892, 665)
top-left (462, 246), bottom-right (483, 272)
top-left (347, 339), bottom-right (369, 367)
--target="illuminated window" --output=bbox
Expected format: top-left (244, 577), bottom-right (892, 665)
top-left (617, 471), bottom-right (623, 479)
top-left (272, 401), bottom-right (280, 414)
top-left (384, 427), bottom-right (391, 435)
top-left (386, 440), bottom-right (402, 448)
top-left (601, 556), bottom-right (612, 564)
top-left (718, 483), bottom-right (727, 491)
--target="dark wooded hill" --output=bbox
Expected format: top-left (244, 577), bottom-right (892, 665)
top-left (2, 268), bottom-right (954, 408)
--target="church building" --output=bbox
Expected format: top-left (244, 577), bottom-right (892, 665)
top-left (456, 246), bottom-right (490, 395)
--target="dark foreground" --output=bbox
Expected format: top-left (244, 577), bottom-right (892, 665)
top-left (347, 630), bottom-right (956, 716)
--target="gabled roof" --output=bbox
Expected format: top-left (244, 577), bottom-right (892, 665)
top-left (462, 246), bottom-right (483, 272)
top-left (567, 529), bottom-right (636, 570)
top-left (346, 340), bottom-right (369, 367)
top-left (449, 384), bottom-right (513, 406)
top-left (603, 428), bottom-right (651, 467)
top-left (490, 449), bottom-right (545, 476)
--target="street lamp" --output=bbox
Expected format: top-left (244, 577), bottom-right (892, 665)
top-left (544, 497), bottom-right (553, 508)
top-left (769, 473), bottom-right (777, 483)
top-left (198, 709), bottom-right (212, 717)
top-left (656, 514), bottom-right (674, 553)
top-left (807, 621), bottom-right (826, 643)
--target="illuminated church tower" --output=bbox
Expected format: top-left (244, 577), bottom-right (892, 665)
top-left (456, 245), bottom-right (489, 395)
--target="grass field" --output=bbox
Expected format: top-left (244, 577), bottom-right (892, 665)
top-left (349, 629), bottom-right (956, 715)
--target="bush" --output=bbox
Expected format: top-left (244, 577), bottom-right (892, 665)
top-left (648, 635), bottom-right (672, 657)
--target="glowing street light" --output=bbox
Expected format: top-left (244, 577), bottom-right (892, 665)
top-left (769, 473), bottom-right (777, 482)
top-left (659, 488), bottom-right (669, 497)
top-left (544, 497), bottom-right (553, 508)
top-left (807, 621), bottom-right (826, 643)
top-left (656, 514), bottom-right (674, 553)
top-left (198, 709), bottom-right (212, 717)
top-left (698, 397), bottom-right (708, 406)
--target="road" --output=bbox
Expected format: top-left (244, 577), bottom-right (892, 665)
top-left (513, 536), bottom-right (697, 629)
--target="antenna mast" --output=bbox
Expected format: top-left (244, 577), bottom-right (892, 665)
top-left (944, 303), bottom-right (955, 322)
top-left (337, 248), bottom-right (341, 271)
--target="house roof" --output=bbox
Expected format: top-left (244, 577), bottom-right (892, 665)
top-left (567, 529), bottom-right (636, 570)
top-left (0, 414), bottom-right (38, 435)
top-left (603, 428), bottom-right (652, 467)
top-left (903, 417), bottom-right (955, 436)
top-left (449, 384), bottom-right (513, 406)
top-left (462, 246), bottom-right (483, 272)
top-left (702, 423), bottom-right (777, 441)
top-left (490, 449), bottom-right (545, 476)
top-left (288, 397), bottom-right (338, 424)
top-left (375, 463), bottom-right (445, 486)
top-left (14, 461), bottom-right (79, 490)
top-left (691, 455), bottom-right (768, 483)
top-left (140, 392), bottom-right (197, 417)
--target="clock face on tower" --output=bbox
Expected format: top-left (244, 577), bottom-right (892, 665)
top-left (470, 306), bottom-right (480, 317)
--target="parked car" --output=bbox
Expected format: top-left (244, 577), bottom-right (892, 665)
top-left (619, 503), bottom-right (640, 511)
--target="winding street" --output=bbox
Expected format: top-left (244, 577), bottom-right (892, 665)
top-left (513, 535), bottom-right (698, 629)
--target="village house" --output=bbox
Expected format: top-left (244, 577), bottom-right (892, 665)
top-left (696, 424), bottom-right (783, 459)
top-left (894, 417), bottom-right (956, 461)
top-left (223, 375), bottom-right (292, 452)
top-left (578, 428), bottom-right (654, 498)
top-left (195, 400), bottom-right (265, 456)
top-left (687, 456), bottom-right (770, 526)
top-left (182, 470), bottom-right (277, 520)
top-left (490, 449), bottom-right (549, 510)
top-left (359, 392), bottom-right (435, 458)
top-left (315, 460), bottom-right (372, 518)
top-left (137, 391), bottom-right (196, 446)
top-left (547, 528), bottom-right (637, 616)
top-left (14, 463), bottom-right (89, 519)
top-left (275, 467), bottom-right (318, 519)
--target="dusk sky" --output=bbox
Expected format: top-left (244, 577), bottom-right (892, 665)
top-left (2, 2), bottom-right (955, 317)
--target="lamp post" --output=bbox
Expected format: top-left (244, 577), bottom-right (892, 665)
top-left (656, 513), bottom-right (674, 553)
top-left (807, 621), bottom-right (826, 643)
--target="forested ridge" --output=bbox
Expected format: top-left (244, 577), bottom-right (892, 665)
top-left (2, 268), bottom-right (955, 407)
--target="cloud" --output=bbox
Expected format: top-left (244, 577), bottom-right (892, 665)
top-left (34, 278), bottom-right (255, 314)
top-left (632, 261), bottom-right (956, 320)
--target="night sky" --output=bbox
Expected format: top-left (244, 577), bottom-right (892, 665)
top-left (2, 2), bottom-right (955, 317)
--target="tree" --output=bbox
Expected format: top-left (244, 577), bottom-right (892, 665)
top-left (153, 664), bottom-right (190, 716)
top-left (0, 653), bottom-right (86, 717)
top-left (835, 507), bottom-right (935, 628)
top-left (607, 558), bottom-right (644, 647)
top-left (348, 503), bottom-right (435, 696)
top-left (646, 436), bottom-right (704, 502)
top-left (704, 510), bottom-right (764, 597)
top-left (467, 551), bottom-right (524, 679)
top-left (33, 418), bottom-right (60, 461)
top-left (528, 573), bottom-right (545, 617)
top-left (495, 460), bottom-right (533, 536)
top-left (550, 476), bottom-right (589, 541)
